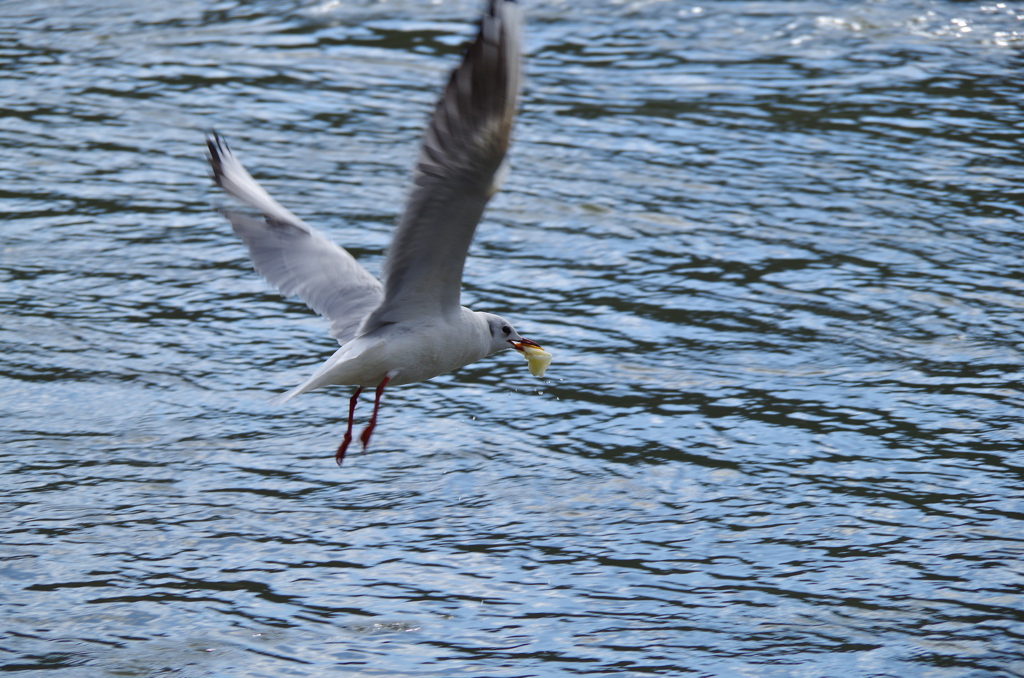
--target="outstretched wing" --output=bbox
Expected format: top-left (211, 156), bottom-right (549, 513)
top-left (206, 133), bottom-right (384, 345)
top-left (363, 0), bottom-right (523, 328)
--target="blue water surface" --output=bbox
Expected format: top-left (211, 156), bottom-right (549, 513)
top-left (2, 1), bottom-right (1023, 676)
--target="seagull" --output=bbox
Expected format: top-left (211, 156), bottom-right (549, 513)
top-left (205, 0), bottom-right (550, 465)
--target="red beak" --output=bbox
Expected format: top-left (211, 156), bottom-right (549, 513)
top-left (511, 338), bottom-right (542, 352)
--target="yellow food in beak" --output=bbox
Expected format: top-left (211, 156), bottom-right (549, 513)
top-left (519, 343), bottom-right (552, 378)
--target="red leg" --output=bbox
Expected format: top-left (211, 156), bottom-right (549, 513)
top-left (359, 375), bottom-right (391, 451)
top-left (335, 387), bottom-right (363, 466)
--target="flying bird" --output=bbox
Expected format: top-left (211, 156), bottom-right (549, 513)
top-left (206, 0), bottom-right (550, 464)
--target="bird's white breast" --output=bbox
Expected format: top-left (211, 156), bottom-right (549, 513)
top-left (375, 308), bottom-right (494, 386)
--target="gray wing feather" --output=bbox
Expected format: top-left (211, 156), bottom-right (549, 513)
top-left (364, 0), bottom-right (523, 328)
top-left (206, 134), bottom-right (383, 345)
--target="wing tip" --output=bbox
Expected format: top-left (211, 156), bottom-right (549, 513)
top-left (205, 130), bottom-right (232, 189)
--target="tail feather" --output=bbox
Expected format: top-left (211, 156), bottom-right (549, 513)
top-left (268, 385), bottom-right (305, 407)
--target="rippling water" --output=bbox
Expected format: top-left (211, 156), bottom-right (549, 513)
top-left (3, 0), bottom-right (1024, 676)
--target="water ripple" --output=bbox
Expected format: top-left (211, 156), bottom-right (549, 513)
top-left (3, 0), bottom-right (1024, 676)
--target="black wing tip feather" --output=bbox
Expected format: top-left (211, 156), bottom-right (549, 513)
top-left (467, 0), bottom-right (518, 59)
top-left (490, 0), bottom-right (518, 14)
top-left (451, 0), bottom-right (519, 122)
top-left (415, 0), bottom-right (521, 182)
top-left (205, 131), bottom-right (228, 187)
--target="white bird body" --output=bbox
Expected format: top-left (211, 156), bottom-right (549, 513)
top-left (206, 0), bottom-right (548, 463)
top-left (276, 307), bottom-right (501, 398)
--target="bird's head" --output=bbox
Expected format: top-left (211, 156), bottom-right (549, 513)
top-left (483, 313), bottom-right (551, 377)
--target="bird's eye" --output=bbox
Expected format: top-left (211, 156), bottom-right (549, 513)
top-left (502, 325), bottom-right (511, 336)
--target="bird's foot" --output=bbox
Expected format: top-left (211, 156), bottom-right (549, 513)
top-left (358, 375), bottom-right (391, 454)
top-left (335, 386), bottom-right (364, 466)
top-left (335, 434), bottom-right (352, 466)
top-left (358, 424), bottom-right (374, 451)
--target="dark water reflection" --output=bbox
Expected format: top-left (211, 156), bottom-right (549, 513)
top-left (3, 0), bottom-right (1024, 676)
